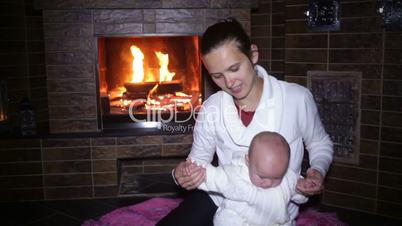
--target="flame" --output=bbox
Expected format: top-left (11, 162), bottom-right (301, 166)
top-left (130, 46), bottom-right (176, 84)
top-left (130, 45), bottom-right (144, 83)
top-left (108, 38), bottom-right (203, 114)
top-left (149, 83), bottom-right (159, 97)
top-left (175, 92), bottom-right (189, 97)
top-left (146, 83), bottom-right (160, 109)
top-left (155, 51), bottom-right (175, 82)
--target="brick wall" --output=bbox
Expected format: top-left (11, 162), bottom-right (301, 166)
top-left (0, 134), bottom-right (192, 201)
top-left (0, 0), bottom-right (48, 134)
top-left (251, 0), bottom-right (402, 220)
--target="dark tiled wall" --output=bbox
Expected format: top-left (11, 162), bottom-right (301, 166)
top-left (251, 0), bottom-right (285, 80)
top-left (0, 134), bottom-right (191, 201)
top-left (0, 0), bottom-right (48, 134)
top-left (251, 0), bottom-right (402, 220)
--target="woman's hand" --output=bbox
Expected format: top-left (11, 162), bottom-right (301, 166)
top-left (174, 159), bottom-right (206, 190)
top-left (296, 168), bottom-right (324, 196)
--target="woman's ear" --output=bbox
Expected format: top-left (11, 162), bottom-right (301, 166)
top-left (250, 44), bottom-right (259, 65)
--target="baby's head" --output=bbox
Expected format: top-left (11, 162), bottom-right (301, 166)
top-left (246, 132), bottom-right (290, 188)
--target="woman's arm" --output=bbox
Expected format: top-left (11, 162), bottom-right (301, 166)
top-left (172, 99), bottom-right (218, 190)
top-left (188, 102), bottom-right (218, 164)
top-left (299, 89), bottom-right (334, 195)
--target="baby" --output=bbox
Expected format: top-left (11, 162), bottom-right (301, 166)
top-left (191, 131), bottom-right (308, 226)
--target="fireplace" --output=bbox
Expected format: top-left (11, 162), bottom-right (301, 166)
top-left (98, 35), bottom-right (202, 130)
top-left (35, 0), bottom-right (255, 134)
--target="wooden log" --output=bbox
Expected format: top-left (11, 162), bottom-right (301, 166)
top-left (124, 80), bottom-right (183, 95)
top-left (124, 81), bottom-right (157, 93)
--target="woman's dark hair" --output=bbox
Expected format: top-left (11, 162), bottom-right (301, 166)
top-left (201, 17), bottom-right (251, 57)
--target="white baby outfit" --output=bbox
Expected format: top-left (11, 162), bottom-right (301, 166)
top-left (197, 152), bottom-right (307, 226)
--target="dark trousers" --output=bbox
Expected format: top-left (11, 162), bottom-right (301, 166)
top-left (156, 190), bottom-right (218, 226)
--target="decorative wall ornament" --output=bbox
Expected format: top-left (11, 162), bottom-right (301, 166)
top-left (307, 71), bottom-right (361, 164)
top-left (378, 0), bottom-right (402, 30)
top-left (304, 0), bottom-right (341, 32)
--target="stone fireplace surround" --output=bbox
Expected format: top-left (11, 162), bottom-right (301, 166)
top-left (0, 0), bottom-right (257, 201)
top-left (36, 0), bottom-right (256, 134)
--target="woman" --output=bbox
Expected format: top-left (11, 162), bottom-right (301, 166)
top-left (157, 18), bottom-right (333, 226)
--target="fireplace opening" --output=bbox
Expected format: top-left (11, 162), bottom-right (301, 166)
top-left (98, 36), bottom-right (202, 131)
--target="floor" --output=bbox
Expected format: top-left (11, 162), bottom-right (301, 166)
top-left (1, 195), bottom-right (151, 226)
top-left (308, 202), bottom-right (402, 226)
top-left (1, 194), bottom-right (401, 226)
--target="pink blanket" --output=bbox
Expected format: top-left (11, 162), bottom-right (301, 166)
top-left (82, 198), bottom-right (182, 226)
top-left (296, 208), bottom-right (347, 226)
top-left (82, 197), bottom-right (346, 226)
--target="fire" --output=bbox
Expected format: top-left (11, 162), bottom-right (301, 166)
top-left (102, 36), bottom-right (202, 115)
top-left (130, 45), bottom-right (175, 83)
top-left (146, 84), bottom-right (161, 110)
top-left (155, 51), bottom-right (175, 82)
top-left (130, 46), bottom-right (144, 83)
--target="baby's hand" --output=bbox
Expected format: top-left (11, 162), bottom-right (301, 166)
top-left (296, 178), bottom-right (315, 191)
top-left (182, 159), bottom-right (195, 176)
top-left (185, 158), bottom-right (205, 172)
top-left (185, 159), bottom-right (206, 182)
top-left (176, 159), bottom-right (206, 190)
top-left (296, 168), bottom-right (324, 196)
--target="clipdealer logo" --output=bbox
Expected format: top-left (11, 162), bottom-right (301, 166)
top-left (161, 124), bottom-right (194, 133)
top-left (127, 100), bottom-right (268, 132)
top-left (128, 100), bottom-right (201, 133)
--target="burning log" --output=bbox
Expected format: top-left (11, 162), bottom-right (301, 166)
top-left (124, 80), bottom-right (183, 95)
top-left (124, 81), bottom-right (156, 93)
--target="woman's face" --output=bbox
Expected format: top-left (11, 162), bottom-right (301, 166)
top-left (202, 40), bottom-right (258, 101)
